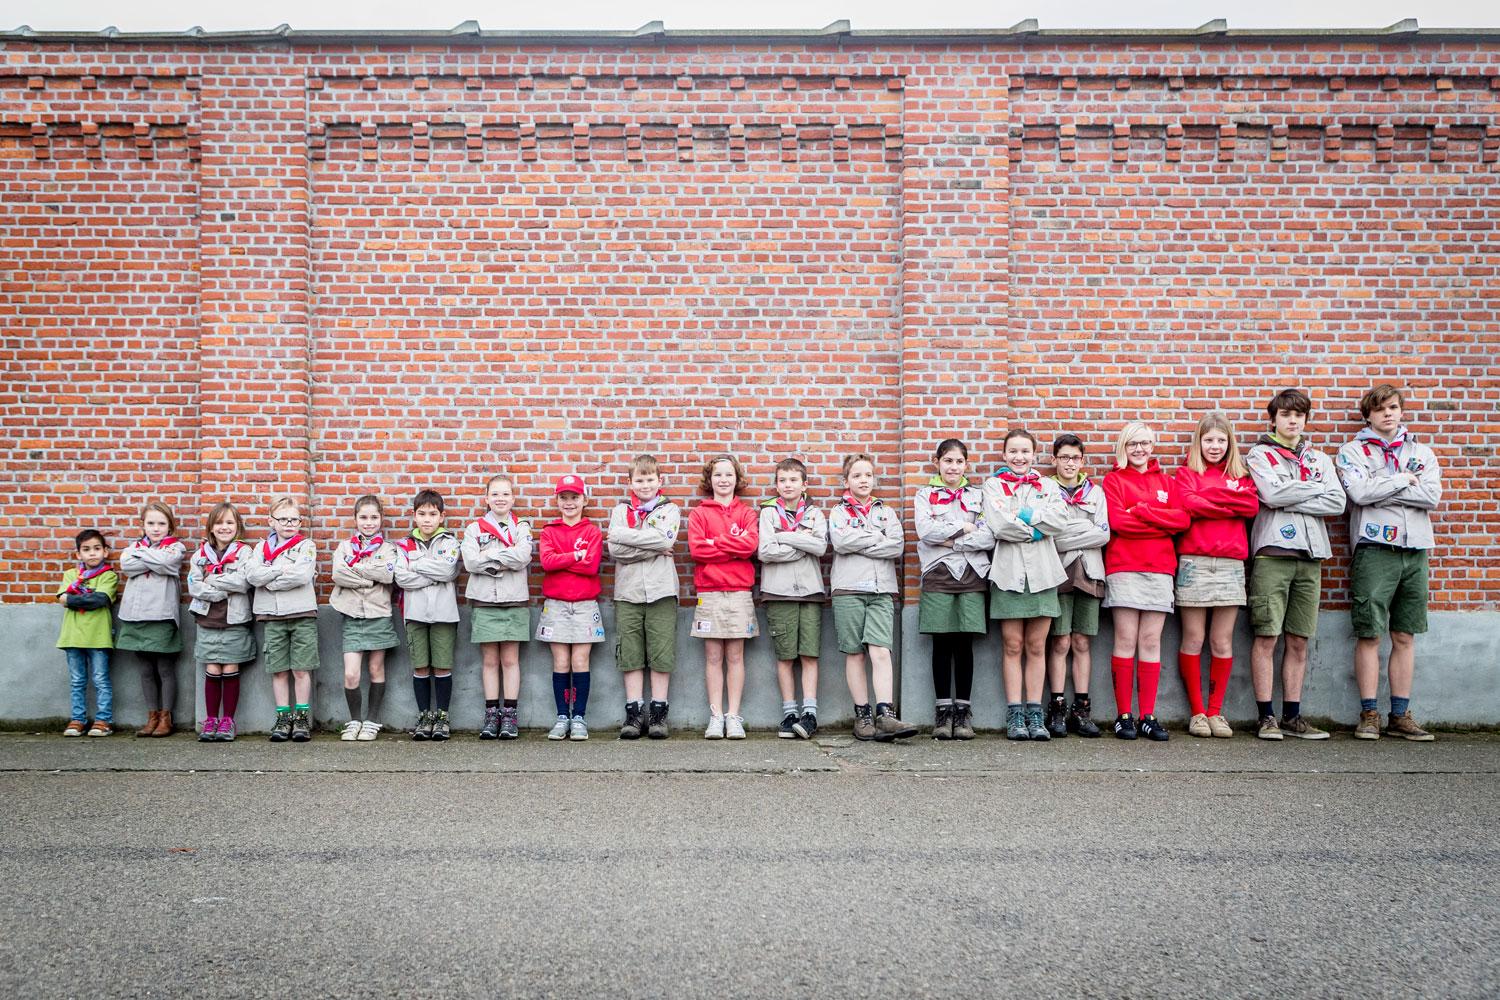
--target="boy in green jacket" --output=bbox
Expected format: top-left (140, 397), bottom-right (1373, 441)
top-left (57, 529), bottom-right (119, 736)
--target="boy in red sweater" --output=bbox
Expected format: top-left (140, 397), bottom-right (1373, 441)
top-left (688, 454), bottom-right (760, 740)
top-left (537, 475), bottom-right (604, 741)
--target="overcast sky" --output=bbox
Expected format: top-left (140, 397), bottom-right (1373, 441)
top-left (5, 0), bottom-right (1496, 32)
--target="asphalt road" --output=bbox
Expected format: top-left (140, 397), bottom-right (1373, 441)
top-left (0, 732), bottom-right (1496, 999)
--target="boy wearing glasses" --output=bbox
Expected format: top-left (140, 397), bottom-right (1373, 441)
top-left (1046, 434), bottom-right (1110, 737)
top-left (246, 496), bottom-right (321, 742)
top-left (1245, 390), bottom-right (1346, 741)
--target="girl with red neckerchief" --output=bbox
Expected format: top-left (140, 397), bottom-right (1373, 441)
top-left (186, 502), bottom-right (256, 742)
top-left (117, 501), bottom-right (187, 738)
top-left (1102, 422), bottom-right (1191, 742)
top-left (330, 495), bottom-right (400, 742)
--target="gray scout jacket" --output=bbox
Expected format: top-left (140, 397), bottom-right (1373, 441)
top-left (330, 535), bottom-right (399, 619)
top-left (393, 530), bottom-right (461, 624)
top-left (913, 481), bottom-right (994, 582)
top-left (757, 499), bottom-right (828, 599)
top-left (245, 535), bottom-right (319, 617)
top-left (607, 499), bottom-right (681, 605)
top-left (461, 515), bottom-right (534, 605)
top-left (981, 473), bottom-right (1068, 593)
top-left (118, 538), bottom-right (186, 623)
top-left (1050, 477), bottom-right (1110, 583)
top-left (186, 540), bottom-right (255, 625)
top-left (1246, 437), bottom-right (1347, 560)
top-left (1336, 430), bottom-right (1441, 551)
top-left (828, 497), bottom-right (904, 595)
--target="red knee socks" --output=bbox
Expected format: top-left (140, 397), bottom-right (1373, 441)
top-left (221, 673), bottom-right (240, 720)
top-left (1178, 652), bottom-right (1205, 716)
top-left (1137, 661), bottom-right (1162, 717)
top-left (204, 674), bottom-right (222, 716)
top-left (1111, 656), bottom-right (1135, 715)
top-left (1207, 656), bottom-right (1234, 716)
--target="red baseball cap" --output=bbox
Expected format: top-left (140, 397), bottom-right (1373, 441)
top-left (554, 474), bottom-right (587, 496)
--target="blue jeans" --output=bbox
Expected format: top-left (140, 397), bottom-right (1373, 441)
top-left (64, 648), bottom-right (113, 722)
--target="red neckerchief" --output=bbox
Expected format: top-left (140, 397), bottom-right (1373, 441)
top-left (775, 497), bottom-right (809, 530)
top-left (67, 561), bottom-right (112, 594)
top-left (477, 513), bottom-right (517, 546)
top-left (841, 493), bottom-right (874, 521)
top-left (1057, 477), bottom-right (1095, 506)
top-left (397, 529), bottom-right (448, 554)
top-left (346, 533), bottom-right (384, 566)
top-left (262, 533), bottom-right (304, 563)
top-left (135, 536), bottom-right (179, 549)
top-left (625, 494), bottom-right (666, 529)
top-left (928, 484), bottom-right (969, 512)
top-left (1361, 430), bottom-right (1407, 473)
top-left (995, 469), bottom-right (1042, 497)
top-left (199, 541), bottom-right (242, 575)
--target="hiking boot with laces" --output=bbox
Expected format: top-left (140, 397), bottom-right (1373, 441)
top-left (268, 710), bottom-right (293, 743)
top-left (429, 710), bottom-right (451, 742)
top-left (412, 710), bottom-right (434, 741)
top-left (1026, 706), bottom-right (1051, 742)
top-left (852, 705), bottom-right (876, 742)
top-left (290, 710), bottom-right (312, 743)
top-left (1068, 700), bottom-right (1101, 738)
top-left (950, 702), bottom-right (975, 740)
top-left (1006, 706), bottom-right (1028, 741)
top-left (480, 706), bottom-right (501, 740)
top-left (1045, 698), bottom-right (1068, 739)
top-left (620, 702), bottom-right (646, 740)
top-left (873, 709), bottom-right (917, 742)
top-left (646, 701), bottom-right (669, 739)
top-left (498, 707), bottom-right (519, 740)
top-left (931, 703), bottom-right (955, 741)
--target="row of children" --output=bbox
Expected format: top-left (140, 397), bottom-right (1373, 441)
top-left (56, 383), bottom-right (1439, 744)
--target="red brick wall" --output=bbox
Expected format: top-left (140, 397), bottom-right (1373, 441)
top-left (3, 38), bottom-right (1496, 609)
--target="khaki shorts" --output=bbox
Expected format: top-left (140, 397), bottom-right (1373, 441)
top-left (1103, 572), bottom-right (1175, 613)
top-left (1175, 555), bottom-right (1247, 608)
top-left (262, 617), bottom-right (318, 674)
top-left (616, 596), bottom-right (678, 672)
top-left (406, 621), bottom-right (457, 671)
top-left (766, 600), bottom-right (822, 660)
top-left (537, 600), bottom-right (606, 645)
top-left (1055, 592), bottom-right (1100, 637)
top-left (691, 590), bottom-right (759, 640)
top-left (1248, 556), bottom-right (1322, 638)
top-left (1350, 545), bottom-right (1429, 638)
top-left (832, 594), bottom-right (895, 654)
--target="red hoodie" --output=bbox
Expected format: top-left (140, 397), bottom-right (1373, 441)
top-left (538, 518), bottom-right (602, 601)
top-left (688, 497), bottom-right (759, 592)
top-left (1102, 461), bottom-right (1192, 576)
top-left (1174, 461), bottom-right (1261, 560)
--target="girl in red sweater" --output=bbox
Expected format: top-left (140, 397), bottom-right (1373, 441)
top-left (1174, 412), bottom-right (1260, 739)
top-left (1102, 422), bottom-right (1190, 741)
top-left (537, 474), bottom-right (604, 741)
top-left (688, 454), bottom-right (760, 740)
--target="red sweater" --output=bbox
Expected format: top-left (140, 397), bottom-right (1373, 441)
top-left (1102, 461), bottom-right (1192, 576)
top-left (538, 518), bottom-right (602, 601)
top-left (688, 498), bottom-right (759, 592)
top-left (1174, 462), bottom-right (1261, 560)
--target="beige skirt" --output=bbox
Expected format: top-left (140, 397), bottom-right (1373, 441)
top-left (1102, 571), bottom-right (1175, 613)
top-left (691, 590), bottom-right (759, 640)
top-left (1175, 555), bottom-right (1248, 608)
top-left (536, 599), bottom-right (606, 645)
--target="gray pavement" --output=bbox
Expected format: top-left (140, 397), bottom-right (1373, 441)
top-left (1, 732), bottom-right (1497, 999)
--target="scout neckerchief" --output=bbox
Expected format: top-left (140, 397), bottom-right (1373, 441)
top-left (398, 525), bottom-right (450, 554)
top-left (841, 493), bottom-right (875, 521)
top-left (773, 496), bottom-right (810, 530)
top-left (477, 512), bottom-right (518, 546)
top-left (262, 531), bottom-right (304, 563)
top-left (927, 475), bottom-right (970, 511)
top-left (1356, 427), bottom-right (1408, 473)
top-left (1260, 433), bottom-right (1313, 482)
top-left (625, 494), bottom-right (666, 529)
top-left (346, 532), bottom-right (384, 566)
top-left (199, 540), bottom-right (242, 575)
top-left (1055, 476), bottom-right (1095, 506)
top-left (67, 561), bottom-right (112, 594)
top-left (994, 468), bottom-right (1041, 498)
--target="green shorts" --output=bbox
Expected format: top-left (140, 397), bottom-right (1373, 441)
top-left (406, 621), bottom-right (457, 672)
top-left (1055, 591), bottom-right (1101, 637)
top-left (261, 617), bottom-right (319, 674)
top-left (470, 606), bottom-right (531, 644)
top-left (115, 619), bottom-right (183, 654)
top-left (1248, 556), bottom-right (1322, 638)
top-left (832, 594), bottom-right (895, 654)
top-left (1350, 545), bottom-right (1429, 638)
top-left (766, 600), bottom-right (822, 660)
top-left (615, 596), bottom-right (678, 673)
top-left (917, 591), bottom-right (987, 635)
top-left (341, 614), bottom-right (398, 653)
top-left (988, 584), bottom-right (1060, 621)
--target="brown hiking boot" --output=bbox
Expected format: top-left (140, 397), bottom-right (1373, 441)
top-left (852, 706), bottom-right (876, 742)
top-left (932, 703), bottom-right (954, 741)
top-left (1353, 709), bottom-right (1381, 740)
top-left (874, 710), bottom-right (918, 742)
top-left (951, 702), bottom-right (976, 740)
top-left (1386, 711), bottom-right (1435, 742)
top-left (136, 710), bottom-right (161, 738)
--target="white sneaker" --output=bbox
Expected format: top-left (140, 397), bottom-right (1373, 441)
top-left (547, 715), bottom-right (570, 741)
top-left (704, 714), bottom-right (725, 740)
top-left (340, 720), bottom-right (362, 742)
top-left (725, 715), bottom-right (746, 740)
top-left (357, 720), bottom-right (382, 741)
top-left (568, 716), bottom-right (589, 741)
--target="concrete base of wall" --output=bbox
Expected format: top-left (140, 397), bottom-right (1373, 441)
top-left (8, 603), bottom-right (1498, 732)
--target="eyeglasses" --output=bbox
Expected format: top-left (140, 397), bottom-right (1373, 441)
top-left (272, 516), bottom-right (302, 525)
top-left (1055, 455), bottom-right (1083, 462)
top-left (1126, 441), bottom-right (1153, 450)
